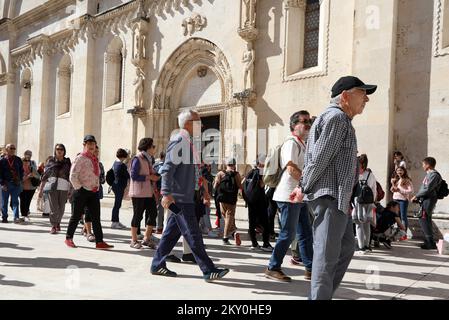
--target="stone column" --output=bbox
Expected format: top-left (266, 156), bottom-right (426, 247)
top-left (71, 19), bottom-right (97, 150)
top-left (0, 72), bottom-right (17, 146)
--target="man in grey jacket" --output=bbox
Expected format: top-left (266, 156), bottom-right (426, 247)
top-left (290, 76), bottom-right (377, 300)
top-left (151, 109), bottom-right (229, 282)
top-left (411, 157), bottom-right (442, 250)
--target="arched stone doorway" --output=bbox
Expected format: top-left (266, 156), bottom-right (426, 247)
top-left (148, 38), bottom-right (236, 166)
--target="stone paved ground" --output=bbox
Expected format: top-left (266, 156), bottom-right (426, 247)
top-left (1, 198), bottom-right (449, 300)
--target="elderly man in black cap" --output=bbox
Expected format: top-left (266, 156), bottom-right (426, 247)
top-left (65, 135), bottom-right (113, 249)
top-left (290, 76), bottom-right (377, 300)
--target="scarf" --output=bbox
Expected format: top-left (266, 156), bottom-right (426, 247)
top-left (81, 151), bottom-right (99, 176)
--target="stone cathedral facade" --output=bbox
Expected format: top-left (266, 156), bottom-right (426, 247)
top-left (1, 0), bottom-right (449, 214)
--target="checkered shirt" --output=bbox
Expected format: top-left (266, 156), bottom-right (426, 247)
top-left (301, 104), bottom-right (358, 214)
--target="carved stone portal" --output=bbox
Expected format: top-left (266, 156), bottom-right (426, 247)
top-left (182, 13), bottom-right (207, 36)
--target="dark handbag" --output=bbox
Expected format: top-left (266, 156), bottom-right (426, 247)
top-left (30, 177), bottom-right (41, 187)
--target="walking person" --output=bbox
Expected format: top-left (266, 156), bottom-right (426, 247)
top-left (291, 76), bottom-right (377, 299)
top-left (20, 150), bottom-right (40, 221)
top-left (390, 166), bottom-right (414, 239)
top-left (65, 135), bottom-right (113, 249)
top-left (265, 111), bottom-right (314, 282)
top-left (153, 151), bottom-right (165, 234)
top-left (129, 138), bottom-right (160, 249)
top-left (352, 154), bottom-right (378, 254)
top-left (0, 144), bottom-right (24, 224)
top-left (40, 144), bottom-right (72, 234)
top-left (110, 148), bottom-right (129, 229)
top-left (242, 154), bottom-right (272, 251)
top-left (411, 157), bottom-right (442, 250)
top-left (214, 158), bottom-right (243, 245)
top-left (151, 109), bottom-right (229, 281)
top-left (80, 146), bottom-right (105, 242)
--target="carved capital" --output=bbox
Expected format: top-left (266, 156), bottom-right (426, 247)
top-left (232, 89), bottom-right (257, 106)
top-left (238, 26), bottom-right (259, 42)
top-left (284, 0), bottom-right (306, 10)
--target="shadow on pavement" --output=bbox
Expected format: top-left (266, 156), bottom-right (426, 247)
top-left (0, 275), bottom-right (34, 288)
top-left (0, 242), bottom-right (34, 251)
top-left (0, 256), bottom-right (125, 273)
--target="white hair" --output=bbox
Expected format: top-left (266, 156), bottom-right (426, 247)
top-left (330, 94), bottom-right (342, 105)
top-left (178, 109), bottom-right (199, 128)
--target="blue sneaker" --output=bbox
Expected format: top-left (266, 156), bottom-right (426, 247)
top-left (203, 268), bottom-right (229, 282)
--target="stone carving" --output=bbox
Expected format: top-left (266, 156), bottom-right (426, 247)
top-left (238, 0), bottom-right (258, 41)
top-left (197, 66), bottom-right (208, 78)
top-left (153, 38), bottom-right (232, 110)
top-left (133, 67), bottom-right (146, 108)
top-left (182, 13), bottom-right (207, 36)
top-left (242, 42), bottom-right (255, 90)
top-left (284, 0), bottom-right (306, 10)
top-left (242, 0), bottom-right (257, 27)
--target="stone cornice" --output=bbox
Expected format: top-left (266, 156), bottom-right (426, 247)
top-left (11, 0), bottom-right (75, 30)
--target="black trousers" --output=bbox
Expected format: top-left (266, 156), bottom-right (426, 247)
top-left (66, 188), bottom-right (103, 243)
top-left (132, 197), bottom-right (157, 229)
top-left (248, 200), bottom-right (270, 246)
top-left (20, 189), bottom-right (36, 217)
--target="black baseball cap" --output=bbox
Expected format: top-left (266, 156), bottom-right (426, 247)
top-left (83, 135), bottom-right (97, 143)
top-left (331, 76), bottom-right (377, 98)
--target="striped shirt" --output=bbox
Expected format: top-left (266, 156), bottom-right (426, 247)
top-left (301, 104), bottom-right (358, 214)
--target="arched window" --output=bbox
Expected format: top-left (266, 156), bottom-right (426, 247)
top-left (303, 0), bottom-right (320, 68)
top-left (56, 54), bottom-right (72, 116)
top-left (19, 68), bottom-right (32, 123)
top-left (104, 37), bottom-right (124, 107)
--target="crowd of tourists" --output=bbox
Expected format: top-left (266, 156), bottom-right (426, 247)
top-left (1, 76), bottom-right (448, 299)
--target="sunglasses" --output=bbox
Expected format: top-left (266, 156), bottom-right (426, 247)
top-left (56, 148), bottom-right (64, 151)
top-left (9, 147), bottom-right (16, 150)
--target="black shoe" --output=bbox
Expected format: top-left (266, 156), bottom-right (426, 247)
top-left (373, 240), bottom-right (380, 248)
top-left (151, 266), bottom-right (177, 277)
top-left (42, 213), bottom-right (50, 217)
top-left (1, 218), bottom-right (8, 223)
top-left (420, 242), bottom-right (437, 250)
top-left (182, 253), bottom-right (197, 264)
top-left (165, 255), bottom-right (182, 263)
top-left (364, 246), bottom-right (373, 252)
top-left (203, 268), bottom-right (230, 282)
top-left (222, 238), bottom-right (231, 245)
top-left (382, 240), bottom-right (392, 249)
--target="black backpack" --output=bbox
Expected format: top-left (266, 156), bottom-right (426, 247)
top-left (354, 171), bottom-right (374, 204)
top-left (243, 169), bottom-right (264, 204)
top-left (106, 168), bottom-right (115, 186)
top-left (437, 178), bottom-right (449, 200)
top-left (217, 171), bottom-right (238, 205)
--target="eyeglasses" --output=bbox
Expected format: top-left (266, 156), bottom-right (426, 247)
top-left (299, 120), bottom-right (312, 125)
top-left (9, 147), bottom-right (16, 150)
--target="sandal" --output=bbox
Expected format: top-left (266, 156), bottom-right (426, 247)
top-left (130, 241), bottom-right (143, 249)
top-left (86, 234), bottom-right (96, 242)
top-left (141, 238), bottom-right (157, 249)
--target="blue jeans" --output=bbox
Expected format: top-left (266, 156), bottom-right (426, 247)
top-left (395, 199), bottom-right (409, 231)
top-left (111, 185), bottom-right (125, 222)
top-left (2, 182), bottom-right (22, 220)
top-left (151, 203), bottom-right (215, 274)
top-left (268, 202), bottom-right (313, 272)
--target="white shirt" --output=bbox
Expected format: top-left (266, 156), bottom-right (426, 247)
top-left (273, 137), bottom-right (305, 202)
top-left (43, 177), bottom-right (71, 192)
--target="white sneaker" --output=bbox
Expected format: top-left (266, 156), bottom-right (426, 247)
top-left (24, 217), bottom-right (31, 222)
top-left (111, 222), bottom-right (127, 229)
